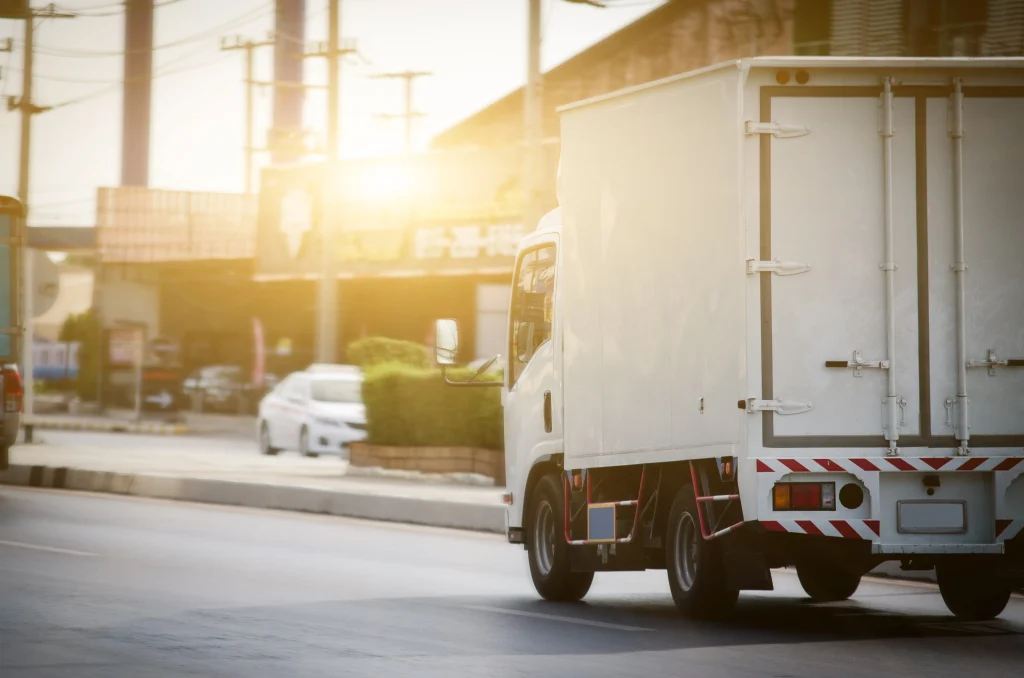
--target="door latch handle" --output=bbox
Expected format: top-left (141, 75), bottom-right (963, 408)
top-left (543, 391), bottom-right (552, 433)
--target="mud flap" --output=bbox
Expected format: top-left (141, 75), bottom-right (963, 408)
top-left (721, 535), bottom-right (774, 591)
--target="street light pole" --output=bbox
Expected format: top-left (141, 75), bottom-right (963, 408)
top-left (318, 0), bottom-right (342, 363)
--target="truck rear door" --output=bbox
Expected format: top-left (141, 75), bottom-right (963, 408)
top-left (759, 78), bottom-right (1024, 451)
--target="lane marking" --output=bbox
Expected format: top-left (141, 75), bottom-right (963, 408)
top-left (0, 539), bottom-right (96, 557)
top-left (463, 605), bottom-right (654, 632)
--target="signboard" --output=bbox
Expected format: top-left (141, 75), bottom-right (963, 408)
top-left (33, 340), bottom-right (79, 381)
top-left (96, 187), bottom-right (258, 263)
top-left (108, 327), bottom-right (143, 367)
top-left (256, 146), bottom-right (559, 280)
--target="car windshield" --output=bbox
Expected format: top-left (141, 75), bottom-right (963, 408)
top-left (310, 378), bottom-right (362, 403)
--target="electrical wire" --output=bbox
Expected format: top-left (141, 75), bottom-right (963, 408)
top-left (49, 47), bottom-right (233, 109)
top-left (29, 1), bottom-right (273, 58)
top-left (62, 0), bottom-right (192, 19)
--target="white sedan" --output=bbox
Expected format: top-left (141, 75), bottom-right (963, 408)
top-left (257, 367), bottom-right (368, 457)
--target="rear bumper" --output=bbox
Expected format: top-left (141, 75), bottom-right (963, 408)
top-left (753, 455), bottom-right (1024, 556)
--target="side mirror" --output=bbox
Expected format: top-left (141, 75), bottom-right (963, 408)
top-left (434, 319), bottom-right (459, 366)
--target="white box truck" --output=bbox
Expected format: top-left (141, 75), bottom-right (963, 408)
top-left (435, 57), bottom-right (1024, 621)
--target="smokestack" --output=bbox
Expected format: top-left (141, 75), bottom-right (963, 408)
top-left (272, 0), bottom-right (306, 162)
top-left (121, 0), bottom-right (154, 186)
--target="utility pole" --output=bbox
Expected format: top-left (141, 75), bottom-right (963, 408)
top-left (372, 70), bottom-right (432, 154)
top-left (121, 0), bottom-right (153, 187)
top-left (304, 0), bottom-right (355, 364)
top-left (8, 4), bottom-right (76, 442)
top-left (523, 0), bottom-right (543, 235)
top-left (221, 35), bottom-right (275, 194)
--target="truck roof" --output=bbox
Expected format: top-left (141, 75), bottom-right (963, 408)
top-left (558, 56), bottom-right (1024, 114)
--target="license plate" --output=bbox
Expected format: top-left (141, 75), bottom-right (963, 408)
top-left (897, 500), bottom-right (967, 534)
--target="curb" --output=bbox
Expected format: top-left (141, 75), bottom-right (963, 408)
top-left (27, 420), bottom-right (188, 436)
top-left (0, 464), bottom-right (506, 534)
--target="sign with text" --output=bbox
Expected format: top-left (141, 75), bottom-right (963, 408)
top-left (256, 146), bottom-right (558, 280)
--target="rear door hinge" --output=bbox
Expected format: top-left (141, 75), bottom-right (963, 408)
top-left (744, 398), bottom-right (814, 415)
top-left (746, 258), bottom-right (811, 276)
top-left (745, 121), bottom-right (811, 138)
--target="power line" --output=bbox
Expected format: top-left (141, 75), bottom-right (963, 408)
top-left (28, 1), bottom-right (273, 58)
top-left (64, 0), bottom-right (193, 19)
top-left (49, 49), bottom-right (233, 109)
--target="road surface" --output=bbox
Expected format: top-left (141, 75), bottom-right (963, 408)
top-left (1, 487), bottom-right (1022, 677)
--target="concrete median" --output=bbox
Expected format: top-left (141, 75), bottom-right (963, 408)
top-left (0, 463), bottom-right (506, 534)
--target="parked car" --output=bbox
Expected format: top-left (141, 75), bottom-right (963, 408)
top-left (183, 365), bottom-right (263, 414)
top-left (257, 366), bottom-right (367, 458)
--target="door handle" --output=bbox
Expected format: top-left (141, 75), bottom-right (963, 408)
top-left (543, 391), bottom-right (552, 433)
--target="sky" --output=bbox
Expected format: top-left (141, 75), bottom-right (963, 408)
top-left (0, 0), bottom-right (666, 227)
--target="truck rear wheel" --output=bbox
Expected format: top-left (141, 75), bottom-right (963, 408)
top-left (936, 563), bottom-right (1012, 621)
top-left (796, 558), bottom-right (862, 602)
top-left (666, 484), bottom-right (738, 618)
top-left (527, 474), bottom-right (593, 602)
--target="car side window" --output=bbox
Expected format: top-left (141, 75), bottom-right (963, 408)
top-left (279, 375), bottom-right (306, 402)
top-left (508, 244), bottom-right (555, 388)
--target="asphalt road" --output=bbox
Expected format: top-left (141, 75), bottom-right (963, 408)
top-left (1, 488), bottom-right (1022, 677)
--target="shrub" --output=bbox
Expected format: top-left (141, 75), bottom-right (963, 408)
top-left (362, 363), bottom-right (503, 451)
top-left (347, 337), bottom-right (430, 370)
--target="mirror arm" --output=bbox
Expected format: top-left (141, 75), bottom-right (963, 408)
top-left (442, 365), bottom-right (503, 388)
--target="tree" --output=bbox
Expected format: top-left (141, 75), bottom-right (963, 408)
top-left (58, 308), bottom-right (100, 401)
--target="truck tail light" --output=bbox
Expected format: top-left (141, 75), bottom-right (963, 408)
top-left (773, 482), bottom-right (835, 511)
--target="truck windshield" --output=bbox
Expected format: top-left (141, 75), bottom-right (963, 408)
top-left (310, 379), bottom-right (362, 403)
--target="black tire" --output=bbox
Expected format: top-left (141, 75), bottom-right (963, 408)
top-left (298, 427), bottom-right (318, 458)
top-left (526, 474), bottom-right (594, 602)
top-left (936, 563), bottom-right (1012, 621)
top-left (796, 558), bottom-right (862, 602)
top-left (259, 423), bottom-right (280, 456)
top-left (666, 484), bottom-right (739, 619)
top-left (0, 444), bottom-right (8, 471)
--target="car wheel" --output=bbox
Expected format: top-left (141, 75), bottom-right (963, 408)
top-left (526, 474), bottom-right (593, 602)
top-left (666, 483), bottom-right (739, 619)
top-left (259, 423), bottom-right (279, 456)
top-left (299, 427), bottom-right (318, 458)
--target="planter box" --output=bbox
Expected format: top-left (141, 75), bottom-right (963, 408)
top-left (350, 442), bottom-right (504, 482)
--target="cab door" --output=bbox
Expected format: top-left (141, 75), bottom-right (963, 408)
top-left (504, 241), bottom-right (559, 489)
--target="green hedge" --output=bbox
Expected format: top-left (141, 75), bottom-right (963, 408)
top-left (362, 363), bottom-right (503, 451)
top-left (348, 337), bottom-right (431, 370)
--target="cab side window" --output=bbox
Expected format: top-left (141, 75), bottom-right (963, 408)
top-left (509, 244), bottom-right (556, 388)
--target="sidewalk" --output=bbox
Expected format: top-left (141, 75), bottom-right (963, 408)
top-left (24, 410), bottom-right (260, 437)
top-left (0, 442), bottom-right (505, 533)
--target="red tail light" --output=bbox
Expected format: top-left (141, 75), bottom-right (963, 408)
top-left (3, 367), bottom-right (24, 413)
top-left (773, 482), bottom-right (836, 511)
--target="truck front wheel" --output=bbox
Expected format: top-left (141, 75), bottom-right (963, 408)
top-left (527, 474), bottom-right (593, 602)
top-left (666, 484), bottom-right (739, 618)
top-left (936, 563), bottom-right (1011, 621)
top-left (796, 558), bottom-right (862, 602)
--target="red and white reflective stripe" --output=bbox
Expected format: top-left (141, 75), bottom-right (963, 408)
top-left (756, 457), bottom-right (1024, 474)
top-left (760, 519), bottom-right (880, 540)
top-left (996, 519), bottom-right (1024, 542)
